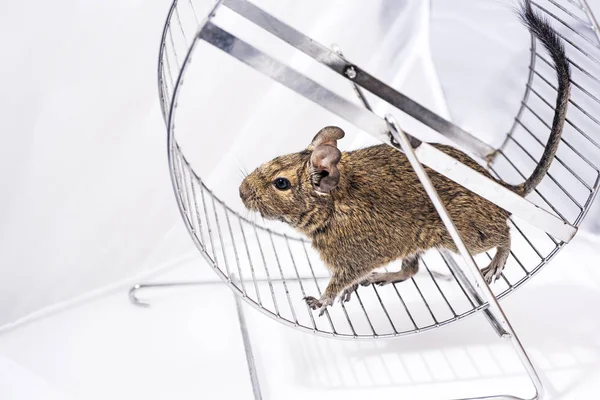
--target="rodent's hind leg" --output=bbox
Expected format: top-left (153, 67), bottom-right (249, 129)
top-left (481, 238), bottom-right (511, 284)
top-left (360, 254), bottom-right (420, 287)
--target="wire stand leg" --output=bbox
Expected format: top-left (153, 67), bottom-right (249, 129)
top-left (232, 275), bottom-right (264, 400)
top-left (439, 250), bottom-right (508, 337)
top-left (129, 281), bottom-right (212, 307)
top-left (128, 276), bottom-right (264, 400)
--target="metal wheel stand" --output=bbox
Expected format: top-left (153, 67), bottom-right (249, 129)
top-left (129, 59), bottom-right (544, 400)
top-left (131, 0), bottom-right (600, 398)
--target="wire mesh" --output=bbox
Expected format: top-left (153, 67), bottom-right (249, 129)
top-left (158, 0), bottom-right (600, 338)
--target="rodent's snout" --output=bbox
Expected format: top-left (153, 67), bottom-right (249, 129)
top-left (239, 180), bottom-right (252, 203)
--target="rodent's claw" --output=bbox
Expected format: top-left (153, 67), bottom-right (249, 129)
top-left (340, 284), bottom-right (358, 303)
top-left (481, 266), bottom-right (502, 285)
top-left (317, 305), bottom-right (329, 317)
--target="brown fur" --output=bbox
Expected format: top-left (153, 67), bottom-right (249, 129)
top-left (240, 143), bottom-right (512, 314)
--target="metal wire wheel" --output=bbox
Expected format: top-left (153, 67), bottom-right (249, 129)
top-left (157, 0), bottom-right (600, 339)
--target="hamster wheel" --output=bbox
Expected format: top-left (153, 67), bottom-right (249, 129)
top-left (156, 0), bottom-right (600, 338)
top-left (144, 0), bottom-right (600, 398)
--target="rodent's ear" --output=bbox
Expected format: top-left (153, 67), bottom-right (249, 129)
top-left (307, 126), bottom-right (345, 151)
top-left (310, 144), bottom-right (342, 193)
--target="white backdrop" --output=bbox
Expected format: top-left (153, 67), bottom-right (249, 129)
top-left (0, 0), bottom-right (195, 328)
top-left (1, 0), bottom-right (599, 331)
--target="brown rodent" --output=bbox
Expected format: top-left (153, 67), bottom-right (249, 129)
top-left (239, 3), bottom-right (571, 316)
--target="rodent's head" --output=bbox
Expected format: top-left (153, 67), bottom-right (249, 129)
top-left (239, 126), bottom-right (344, 233)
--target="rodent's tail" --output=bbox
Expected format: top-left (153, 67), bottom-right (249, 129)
top-left (510, 1), bottom-right (571, 196)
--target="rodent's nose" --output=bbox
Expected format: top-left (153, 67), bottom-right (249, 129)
top-left (239, 181), bottom-right (251, 202)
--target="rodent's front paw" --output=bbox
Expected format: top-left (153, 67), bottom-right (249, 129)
top-left (303, 295), bottom-right (333, 317)
top-left (303, 296), bottom-right (322, 309)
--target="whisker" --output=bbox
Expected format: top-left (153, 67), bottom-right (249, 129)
top-left (234, 156), bottom-right (250, 178)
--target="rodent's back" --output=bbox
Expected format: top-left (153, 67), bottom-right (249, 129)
top-left (337, 143), bottom-right (500, 213)
top-left (315, 144), bottom-right (511, 266)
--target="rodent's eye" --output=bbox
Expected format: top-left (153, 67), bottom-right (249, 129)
top-left (273, 177), bottom-right (291, 191)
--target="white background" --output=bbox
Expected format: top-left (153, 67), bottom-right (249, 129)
top-left (0, 0), bottom-right (192, 328)
top-left (1, 0), bottom-right (600, 399)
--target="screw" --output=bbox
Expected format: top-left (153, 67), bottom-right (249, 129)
top-left (344, 66), bottom-right (357, 79)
